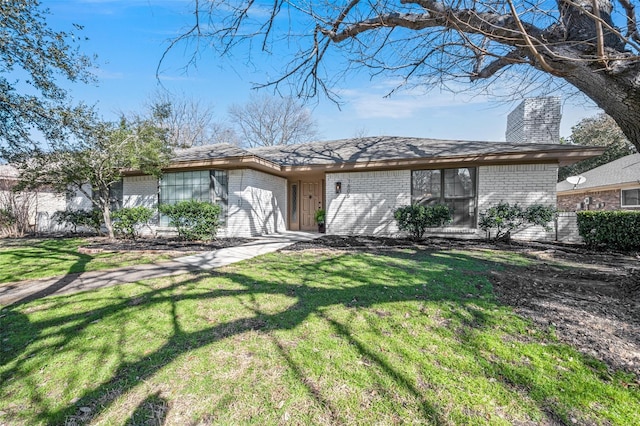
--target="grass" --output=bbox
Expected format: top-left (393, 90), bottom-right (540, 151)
top-left (0, 238), bottom-right (174, 284)
top-left (0, 247), bottom-right (638, 425)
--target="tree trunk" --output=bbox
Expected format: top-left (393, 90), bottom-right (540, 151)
top-left (555, 56), bottom-right (640, 151)
top-left (102, 205), bottom-right (114, 240)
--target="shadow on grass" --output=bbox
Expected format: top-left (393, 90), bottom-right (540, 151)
top-left (0, 248), bottom-right (636, 424)
top-left (0, 239), bottom-right (93, 299)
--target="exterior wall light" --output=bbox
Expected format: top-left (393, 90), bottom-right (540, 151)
top-left (335, 181), bottom-right (342, 194)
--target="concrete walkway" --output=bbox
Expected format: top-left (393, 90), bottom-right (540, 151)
top-left (0, 231), bottom-right (321, 307)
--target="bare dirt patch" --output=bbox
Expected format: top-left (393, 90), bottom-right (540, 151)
top-left (288, 236), bottom-right (640, 378)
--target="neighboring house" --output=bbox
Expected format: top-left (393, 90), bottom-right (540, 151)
top-left (0, 164), bottom-right (69, 234)
top-left (117, 98), bottom-right (600, 241)
top-left (557, 153), bottom-right (640, 212)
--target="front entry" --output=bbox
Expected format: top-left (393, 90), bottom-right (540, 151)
top-left (301, 180), bottom-right (322, 231)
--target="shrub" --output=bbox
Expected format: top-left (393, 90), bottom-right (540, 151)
top-left (394, 204), bottom-right (452, 240)
top-left (577, 210), bottom-right (640, 250)
top-left (479, 202), bottom-right (556, 242)
top-left (52, 209), bottom-right (102, 234)
top-left (158, 200), bottom-right (221, 241)
top-left (314, 209), bottom-right (326, 224)
top-left (111, 206), bottom-right (154, 239)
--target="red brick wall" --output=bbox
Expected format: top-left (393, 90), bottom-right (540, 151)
top-left (558, 189), bottom-right (640, 212)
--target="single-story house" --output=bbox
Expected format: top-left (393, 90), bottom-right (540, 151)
top-left (557, 153), bottom-right (640, 212)
top-left (1, 97), bottom-right (604, 241)
top-left (118, 134), bottom-right (599, 241)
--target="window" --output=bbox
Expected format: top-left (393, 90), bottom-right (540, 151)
top-left (412, 168), bottom-right (477, 227)
top-left (622, 188), bottom-right (640, 207)
top-left (291, 184), bottom-right (298, 222)
top-left (159, 170), bottom-right (228, 226)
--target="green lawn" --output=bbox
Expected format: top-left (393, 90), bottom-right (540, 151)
top-left (0, 238), bottom-right (174, 284)
top-left (0, 248), bottom-right (637, 425)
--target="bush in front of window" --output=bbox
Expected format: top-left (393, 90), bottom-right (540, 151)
top-left (158, 200), bottom-right (222, 241)
top-left (112, 206), bottom-right (154, 239)
top-left (577, 210), bottom-right (640, 250)
top-left (394, 204), bottom-right (452, 240)
top-left (479, 202), bottom-right (556, 242)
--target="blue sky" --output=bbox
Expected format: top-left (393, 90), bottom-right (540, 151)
top-left (45, 0), bottom-right (603, 142)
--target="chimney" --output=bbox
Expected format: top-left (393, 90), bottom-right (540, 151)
top-left (505, 97), bottom-right (561, 144)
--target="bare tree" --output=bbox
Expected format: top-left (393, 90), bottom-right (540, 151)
top-left (167, 0), bottom-right (640, 151)
top-left (227, 94), bottom-right (319, 147)
top-left (0, 178), bottom-right (37, 237)
top-left (143, 91), bottom-right (231, 148)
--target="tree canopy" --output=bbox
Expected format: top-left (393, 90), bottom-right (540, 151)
top-left (558, 113), bottom-right (637, 181)
top-left (0, 0), bottom-right (93, 149)
top-left (10, 106), bottom-right (171, 239)
top-left (169, 0), bottom-right (640, 150)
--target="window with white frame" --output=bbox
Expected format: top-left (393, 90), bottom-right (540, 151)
top-left (159, 170), bottom-right (228, 226)
top-left (621, 188), bottom-right (640, 207)
top-left (412, 167), bottom-right (477, 227)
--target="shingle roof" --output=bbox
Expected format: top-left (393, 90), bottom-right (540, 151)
top-left (557, 153), bottom-right (640, 192)
top-left (252, 136), bottom-right (593, 165)
top-left (0, 164), bottom-right (19, 179)
top-left (172, 143), bottom-right (252, 163)
top-left (172, 136), bottom-right (597, 166)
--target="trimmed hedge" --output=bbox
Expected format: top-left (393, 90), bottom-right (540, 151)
top-left (52, 209), bottom-right (103, 234)
top-left (479, 202), bottom-right (556, 242)
top-left (158, 200), bottom-right (222, 241)
top-left (577, 210), bottom-right (640, 250)
top-left (112, 206), bottom-right (154, 239)
top-left (394, 204), bottom-right (452, 241)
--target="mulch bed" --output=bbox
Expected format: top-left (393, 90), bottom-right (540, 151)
top-left (79, 237), bottom-right (254, 253)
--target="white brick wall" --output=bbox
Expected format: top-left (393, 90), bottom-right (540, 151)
top-left (478, 163), bottom-right (558, 241)
top-left (35, 191), bottom-right (69, 233)
top-left (505, 97), bottom-right (561, 144)
top-left (224, 169), bottom-right (287, 237)
top-left (124, 175), bottom-right (158, 209)
top-left (556, 212), bottom-right (582, 242)
top-left (123, 175), bottom-right (159, 236)
top-left (325, 171), bottom-right (411, 236)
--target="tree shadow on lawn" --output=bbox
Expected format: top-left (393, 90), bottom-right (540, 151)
top-left (0, 239), bottom-right (93, 293)
top-left (0, 249), bottom-right (636, 424)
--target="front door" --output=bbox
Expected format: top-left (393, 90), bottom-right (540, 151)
top-left (301, 180), bottom-right (321, 231)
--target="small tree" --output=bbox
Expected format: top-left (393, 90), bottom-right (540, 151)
top-left (158, 200), bottom-right (221, 241)
top-left (7, 106), bottom-right (171, 239)
top-left (394, 204), bottom-right (451, 241)
top-left (479, 202), bottom-right (556, 242)
top-left (112, 206), bottom-right (154, 239)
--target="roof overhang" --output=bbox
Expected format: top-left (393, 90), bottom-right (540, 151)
top-left (123, 145), bottom-right (604, 177)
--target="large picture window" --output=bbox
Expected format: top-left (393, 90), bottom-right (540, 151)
top-left (412, 168), bottom-right (477, 227)
top-left (159, 170), bottom-right (228, 226)
top-left (621, 188), bottom-right (640, 207)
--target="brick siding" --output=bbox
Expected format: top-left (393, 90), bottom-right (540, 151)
top-left (224, 169), bottom-right (287, 238)
top-left (478, 163), bottom-right (558, 241)
top-left (558, 189), bottom-right (640, 212)
top-left (505, 97), bottom-right (561, 145)
top-left (325, 170), bottom-right (411, 236)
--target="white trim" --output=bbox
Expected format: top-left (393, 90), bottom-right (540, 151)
top-left (621, 187), bottom-right (640, 208)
